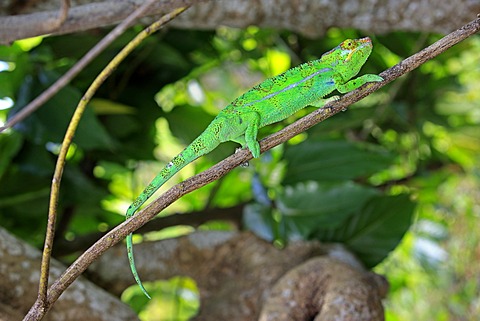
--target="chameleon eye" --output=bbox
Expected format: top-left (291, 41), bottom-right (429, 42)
top-left (342, 39), bottom-right (354, 49)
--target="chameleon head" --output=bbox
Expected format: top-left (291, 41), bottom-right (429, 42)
top-left (342, 37), bottom-right (373, 61)
top-left (325, 37), bottom-right (374, 79)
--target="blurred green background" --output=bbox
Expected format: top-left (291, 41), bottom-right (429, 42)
top-left (0, 26), bottom-right (479, 320)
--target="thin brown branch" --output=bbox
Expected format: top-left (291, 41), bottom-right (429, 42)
top-left (0, 1), bottom-right (196, 133)
top-left (44, 0), bottom-right (71, 32)
top-left (36, 0), bottom-right (171, 308)
top-left (27, 4), bottom-right (190, 321)
top-left (53, 203), bottom-right (245, 257)
top-left (2, 0), bottom-right (479, 43)
top-left (54, 0), bottom-right (70, 30)
top-left (0, 0), bottom-right (198, 44)
top-left (23, 14), bottom-right (480, 321)
top-left (1, 0), bottom-right (70, 43)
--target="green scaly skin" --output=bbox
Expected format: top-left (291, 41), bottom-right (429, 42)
top-left (126, 37), bottom-right (383, 298)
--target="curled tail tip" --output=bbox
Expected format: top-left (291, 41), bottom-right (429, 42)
top-left (130, 259), bottom-right (152, 299)
top-left (140, 285), bottom-right (152, 299)
top-left (127, 237), bottom-right (151, 299)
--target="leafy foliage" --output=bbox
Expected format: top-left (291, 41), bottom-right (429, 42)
top-left (0, 25), bottom-right (479, 320)
top-left (283, 138), bottom-right (395, 184)
top-left (244, 138), bottom-right (414, 267)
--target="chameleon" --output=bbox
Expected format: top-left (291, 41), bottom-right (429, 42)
top-left (125, 37), bottom-right (383, 298)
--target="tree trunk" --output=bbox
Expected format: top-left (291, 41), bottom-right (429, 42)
top-left (1, 0), bottom-right (479, 44)
top-left (91, 231), bottom-right (388, 320)
top-left (0, 227), bottom-right (139, 321)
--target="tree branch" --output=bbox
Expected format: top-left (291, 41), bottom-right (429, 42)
top-left (22, 15), bottom-right (480, 320)
top-left (1, 0), bottom-right (478, 43)
top-left (0, 1), bottom-right (196, 133)
top-left (0, 0), bottom-right (198, 44)
top-left (259, 257), bottom-right (388, 321)
top-left (0, 227), bottom-right (139, 321)
top-left (53, 203), bottom-right (245, 257)
top-left (90, 230), bottom-right (387, 320)
top-left (24, 5), bottom-right (190, 321)
top-left (0, 0), bottom-right (70, 43)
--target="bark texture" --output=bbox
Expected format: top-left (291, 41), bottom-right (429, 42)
top-left (1, 0), bottom-right (479, 44)
top-left (0, 227), bottom-right (139, 321)
top-left (2, 227), bottom-right (388, 320)
top-left (92, 231), bottom-right (388, 321)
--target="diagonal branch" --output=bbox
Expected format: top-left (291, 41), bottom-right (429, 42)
top-left (0, 0), bottom-right (198, 133)
top-left (23, 14), bottom-right (480, 321)
top-left (1, 0), bottom-right (70, 43)
top-left (36, 0), bottom-right (168, 305)
top-left (0, 0), bottom-right (198, 44)
top-left (53, 203), bottom-right (245, 257)
top-left (25, 5), bottom-right (191, 321)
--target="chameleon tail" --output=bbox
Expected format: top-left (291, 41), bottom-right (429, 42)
top-left (126, 232), bottom-right (151, 298)
top-left (126, 133), bottom-right (219, 298)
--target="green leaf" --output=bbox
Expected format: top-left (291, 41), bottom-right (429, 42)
top-left (166, 105), bottom-right (237, 161)
top-left (0, 167), bottom-right (50, 246)
top-left (307, 107), bottom-right (376, 135)
top-left (243, 203), bottom-right (275, 242)
top-left (277, 181), bottom-right (379, 238)
top-left (283, 138), bottom-right (394, 184)
top-left (315, 194), bottom-right (415, 267)
top-left (13, 70), bottom-right (115, 150)
top-left (0, 131), bottom-right (23, 179)
top-left (0, 44), bottom-right (31, 98)
top-left (89, 98), bottom-right (136, 115)
top-left (15, 141), bottom-right (55, 176)
top-left (166, 105), bottom-right (213, 144)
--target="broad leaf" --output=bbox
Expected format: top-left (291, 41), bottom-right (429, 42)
top-left (283, 138), bottom-right (394, 184)
top-left (0, 131), bottom-right (23, 179)
top-left (243, 203), bottom-right (275, 242)
top-left (315, 194), bottom-right (415, 267)
top-left (12, 70), bottom-right (115, 150)
top-left (277, 181), bottom-right (379, 238)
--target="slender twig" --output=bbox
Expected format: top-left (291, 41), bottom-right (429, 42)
top-left (360, 33), bottom-right (430, 139)
top-left (39, 0), bottom-right (72, 34)
top-left (24, 14), bottom-right (480, 321)
top-left (36, 0), bottom-right (162, 306)
top-left (2, 0), bottom-right (70, 41)
top-left (30, 5), bottom-right (190, 321)
top-left (0, 0), bottom-right (196, 45)
top-left (52, 203), bottom-right (245, 257)
top-left (55, 0), bottom-right (71, 30)
top-left (0, 1), bottom-right (188, 133)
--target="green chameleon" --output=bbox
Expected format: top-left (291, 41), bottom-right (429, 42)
top-left (125, 37), bottom-right (383, 298)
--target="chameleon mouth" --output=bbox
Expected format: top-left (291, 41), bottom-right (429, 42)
top-left (346, 50), bottom-right (356, 61)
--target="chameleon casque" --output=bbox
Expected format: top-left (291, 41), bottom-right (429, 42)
top-left (126, 37), bottom-right (383, 298)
